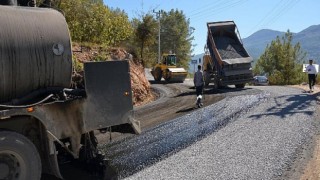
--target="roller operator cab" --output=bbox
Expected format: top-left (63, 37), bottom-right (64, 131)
top-left (0, 2), bottom-right (140, 179)
top-left (151, 53), bottom-right (188, 83)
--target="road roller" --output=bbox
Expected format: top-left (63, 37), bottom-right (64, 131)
top-left (151, 53), bottom-right (188, 83)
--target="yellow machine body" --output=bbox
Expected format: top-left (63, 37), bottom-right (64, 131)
top-left (151, 54), bottom-right (188, 83)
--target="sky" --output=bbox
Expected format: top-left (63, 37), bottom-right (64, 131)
top-left (104, 0), bottom-right (319, 55)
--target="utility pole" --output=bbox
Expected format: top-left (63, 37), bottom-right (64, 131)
top-left (153, 9), bottom-right (161, 64)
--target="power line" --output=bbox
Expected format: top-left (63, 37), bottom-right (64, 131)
top-left (264, 0), bottom-right (300, 28)
top-left (248, 0), bottom-right (286, 34)
top-left (248, 0), bottom-right (300, 35)
top-left (186, 0), bottom-right (226, 17)
top-left (191, 0), bottom-right (247, 20)
top-left (189, 0), bottom-right (248, 22)
top-left (188, 0), bottom-right (241, 19)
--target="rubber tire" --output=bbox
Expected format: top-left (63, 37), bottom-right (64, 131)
top-left (0, 131), bottom-right (41, 180)
top-left (164, 69), bottom-right (171, 82)
top-left (235, 84), bottom-right (245, 88)
top-left (203, 71), bottom-right (210, 86)
top-left (154, 67), bottom-right (162, 82)
top-left (213, 76), bottom-right (220, 89)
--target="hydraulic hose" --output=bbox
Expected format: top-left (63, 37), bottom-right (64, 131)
top-left (0, 94), bottom-right (54, 108)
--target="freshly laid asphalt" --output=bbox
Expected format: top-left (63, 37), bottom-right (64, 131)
top-left (102, 86), bottom-right (319, 180)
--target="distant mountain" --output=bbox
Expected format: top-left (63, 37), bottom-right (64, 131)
top-left (242, 29), bottom-right (285, 59)
top-left (242, 25), bottom-right (320, 62)
top-left (293, 25), bottom-right (320, 60)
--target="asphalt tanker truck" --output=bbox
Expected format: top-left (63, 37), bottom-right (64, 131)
top-left (203, 21), bottom-right (253, 88)
top-left (0, 1), bottom-right (140, 179)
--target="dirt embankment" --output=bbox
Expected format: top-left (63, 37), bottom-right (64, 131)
top-left (72, 43), bottom-right (155, 106)
top-left (300, 137), bottom-right (320, 180)
top-left (290, 85), bottom-right (320, 180)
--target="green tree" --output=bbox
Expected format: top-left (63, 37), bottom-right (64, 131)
top-left (159, 9), bottom-right (194, 69)
top-left (133, 14), bottom-right (158, 66)
top-left (59, 0), bottom-right (132, 46)
top-left (254, 30), bottom-right (306, 85)
top-left (123, 9), bottom-right (193, 68)
top-left (107, 8), bottom-right (133, 46)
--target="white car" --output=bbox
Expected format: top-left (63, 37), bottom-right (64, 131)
top-left (253, 76), bottom-right (269, 86)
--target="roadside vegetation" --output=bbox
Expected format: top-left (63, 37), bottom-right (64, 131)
top-left (46, 0), bottom-right (194, 105)
top-left (253, 31), bottom-right (319, 85)
top-left (49, 0), bottom-right (194, 70)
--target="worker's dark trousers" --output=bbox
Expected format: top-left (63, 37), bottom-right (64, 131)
top-left (308, 74), bottom-right (316, 89)
top-left (196, 85), bottom-right (203, 96)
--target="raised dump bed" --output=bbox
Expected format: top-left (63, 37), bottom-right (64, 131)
top-left (203, 21), bottom-right (253, 88)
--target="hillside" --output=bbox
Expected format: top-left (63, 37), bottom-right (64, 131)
top-left (242, 25), bottom-right (320, 61)
top-left (242, 29), bottom-right (285, 59)
top-left (294, 25), bottom-right (320, 60)
top-left (72, 44), bottom-right (156, 106)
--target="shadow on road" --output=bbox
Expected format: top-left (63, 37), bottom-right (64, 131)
top-left (215, 86), bottom-right (255, 94)
top-left (249, 93), bottom-right (316, 120)
top-left (149, 80), bottom-right (184, 84)
top-left (149, 80), bottom-right (168, 84)
top-left (176, 107), bottom-right (195, 113)
top-left (176, 85), bottom-right (252, 97)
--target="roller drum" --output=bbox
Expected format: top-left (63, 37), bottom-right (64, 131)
top-left (0, 6), bottom-right (72, 103)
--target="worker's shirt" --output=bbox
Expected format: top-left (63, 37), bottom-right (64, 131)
top-left (194, 70), bottom-right (204, 87)
top-left (306, 64), bottom-right (317, 74)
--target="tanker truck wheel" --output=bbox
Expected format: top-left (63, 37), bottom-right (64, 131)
top-left (235, 84), bottom-right (245, 88)
top-left (0, 131), bottom-right (41, 180)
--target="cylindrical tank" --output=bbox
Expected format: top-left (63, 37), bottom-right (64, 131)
top-left (0, 0), bottom-right (17, 6)
top-left (0, 5), bottom-right (72, 103)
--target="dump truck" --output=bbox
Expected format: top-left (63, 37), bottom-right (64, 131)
top-left (203, 21), bottom-right (253, 88)
top-left (151, 53), bottom-right (188, 83)
top-left (0, 2), bottom-right (140, 179)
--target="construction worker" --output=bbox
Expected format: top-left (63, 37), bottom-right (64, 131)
top-left (305, 59), bottom-right (318, 92)
top-left (194, 65), bottom-right (204, 107)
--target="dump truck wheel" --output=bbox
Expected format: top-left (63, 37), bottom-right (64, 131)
top-left (0, 131), bottom-right (41, 180)
top-left (213, 75), bottom-right (220, 89)
top-left (235, 84), bottom-right (245, 88)
top-left (214, 82), bottom-right (219, 89)
top-left (154, 67), bottom-right (162, 81)
top-left (204, 71), bottom-right (210, 86)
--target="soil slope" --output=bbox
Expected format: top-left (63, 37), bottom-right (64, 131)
top-left (72, 43), bottom-right (155, 106)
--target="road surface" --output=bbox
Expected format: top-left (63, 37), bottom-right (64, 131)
top-left (100, 85), bottom-right (320, 180)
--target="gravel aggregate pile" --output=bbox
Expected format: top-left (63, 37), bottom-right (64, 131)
top-left (102, 86), bottom-right (319, 179)
top-left (102, 91), bottom-right (268, 178)
top-left (214, 36), bottom-right (247, 59)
